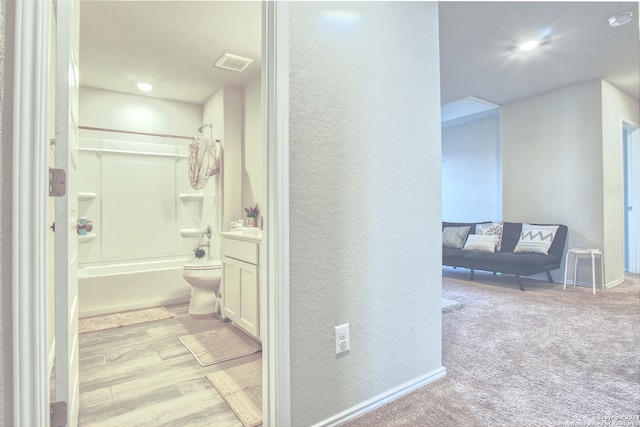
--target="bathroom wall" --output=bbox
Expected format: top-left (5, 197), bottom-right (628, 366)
top-left (80, 87), bottom-right (202, 136)
top-left (242, 75), bottom-right (263, 217)
top-left (203, 86), bottom-right (243, 232)
top-left (287, 2), bottom-right (444, 425)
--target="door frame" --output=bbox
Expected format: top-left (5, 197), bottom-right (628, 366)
top-left (263, 2), bottom-right (291, 426)
top-left (623, 120), bottom-right (640, 273)
top-left (11, 0), bottom-right (52, 425)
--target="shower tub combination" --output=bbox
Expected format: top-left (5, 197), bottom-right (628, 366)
top-left (77, 137), bottom-right (220, 318)
top-left (78, 258), bottom-right (191, 317)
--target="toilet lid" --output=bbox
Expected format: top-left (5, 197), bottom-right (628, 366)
top-left (184, 259), bottom-right (221, 270)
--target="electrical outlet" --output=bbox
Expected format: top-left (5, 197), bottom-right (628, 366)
top-left (335, 323), bottom-right (350, 354)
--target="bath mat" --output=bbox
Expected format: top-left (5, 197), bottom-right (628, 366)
top-left (78, 306), bottom-right (174, 334)
top-left (180, 325), bottom-right (261, 367)
top-left (207, 357), bottom-right (262, 427)
top-left (442, 298), bottom-right (463, 313)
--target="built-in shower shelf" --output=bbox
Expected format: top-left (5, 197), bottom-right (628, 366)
top-left (179, 193), bottom-right (204, 201)
top-left (78, 192), bottom-right (97, 201)
top-left (180, 229), bottom-right (204, 238)
top-left (78, 233), bottom-right (97, 243)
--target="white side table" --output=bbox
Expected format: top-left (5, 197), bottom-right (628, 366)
top-left (563, 248), bottom-right (604, 295)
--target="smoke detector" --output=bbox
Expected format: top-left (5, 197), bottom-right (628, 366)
top-left (214, 53), bottom-right (253, 72)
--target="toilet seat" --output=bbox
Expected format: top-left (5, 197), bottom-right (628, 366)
top-left (184, 259), bottom-right (221, 271)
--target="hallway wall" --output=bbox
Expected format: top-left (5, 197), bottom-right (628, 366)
top-left (287, 2), bottom-right (444, 425)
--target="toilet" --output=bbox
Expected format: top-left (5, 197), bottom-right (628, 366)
top-left (182, 258), bottom-right (222, 317)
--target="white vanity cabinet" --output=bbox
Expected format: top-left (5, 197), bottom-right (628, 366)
top-left (220, 232), bottom-right (261, 340)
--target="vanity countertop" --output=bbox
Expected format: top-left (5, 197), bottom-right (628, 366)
top-left (220, 228), bottom-right (262, 242)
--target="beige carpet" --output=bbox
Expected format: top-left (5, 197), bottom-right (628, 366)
top-left (343, 270), bottom-right (640, 427)
top-left (78, 306), bottom-right (174, 334)
top-left (180, 325), bottom-right (262, 367)
top-left (207, 357), bottom-right (262, 427)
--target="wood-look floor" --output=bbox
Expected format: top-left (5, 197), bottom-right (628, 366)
top-left (78, 303), bottom-right (261, 427)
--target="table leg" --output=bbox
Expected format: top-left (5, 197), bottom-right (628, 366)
top-left (563, 252), bottom-right (570, 290)
top-left (591, 252), bottom-right (596, 295)
top-left (599, 253), bottom-right (604, 291)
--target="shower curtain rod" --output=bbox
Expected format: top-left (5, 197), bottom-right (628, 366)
top-left (78, 125), bottom-right (194, 141)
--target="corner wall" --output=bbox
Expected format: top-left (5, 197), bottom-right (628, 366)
top-left (502, 79), bottom-right (638, 285)
top-left (288, 3), bottom-right (443, 425)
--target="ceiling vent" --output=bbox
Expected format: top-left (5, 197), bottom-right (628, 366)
top-left (214, 53), bottom-right (253, 72)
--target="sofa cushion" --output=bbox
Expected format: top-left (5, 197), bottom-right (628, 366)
top-left (514, 224), bottom-right (559, 255)
top-left (442, 226), bottom-right (470, 249)
top-left (443, 221), bottom-right (490, 234)
top-left (463, 251), bottom-right (560, 269)
top-left (442, 248), bottom-right (468, 261)
top-left (476, 221), bottom-right (503, 251)
top-left (463, 234), bottom-right (499, 252)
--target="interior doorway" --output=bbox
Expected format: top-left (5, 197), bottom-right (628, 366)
top-left (623, 121), bottom-right (640, 273)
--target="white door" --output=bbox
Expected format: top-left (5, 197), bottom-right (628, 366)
top-left (54, 0), bottom-right (81, 425)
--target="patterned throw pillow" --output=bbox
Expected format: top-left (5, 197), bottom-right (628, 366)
top-left (463, 234), bottom-right (500, 253)
top-left (442, 226), bottom-right (470, 249)
top-left (514, 224), bottom-right (559, 255)
top-left (476, 221), bottom-right (504, 251)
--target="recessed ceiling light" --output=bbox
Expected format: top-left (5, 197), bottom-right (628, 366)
top-left (137, 82), bottom-right (153, 92)
top-left (518, 39), bottom-right (539, 52)
top-left (608, 11), bottom-right (633, 27)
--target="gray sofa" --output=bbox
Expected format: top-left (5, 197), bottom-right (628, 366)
top-left (442, 221), bottom-right (568, 291)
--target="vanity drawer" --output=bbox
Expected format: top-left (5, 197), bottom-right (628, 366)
top-left (222, 237), bottom-right (259, 265)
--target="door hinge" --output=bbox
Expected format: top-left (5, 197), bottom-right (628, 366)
top-left (49, 168), bottom-right (67, 197)
top-left (50, 401), bottom-right (67, 427)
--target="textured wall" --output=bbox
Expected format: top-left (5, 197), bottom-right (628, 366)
top-left (442, 115), bottom-right (502, 222)
top-left (288, 2), bottom-right (443, 425)
top-left (502, 81), bottom-right (605, 283)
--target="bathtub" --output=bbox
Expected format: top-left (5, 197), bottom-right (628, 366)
top-left (78, 258), bottom-right (194, 318)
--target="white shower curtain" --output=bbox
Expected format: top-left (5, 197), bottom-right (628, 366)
top-left (188, 137), bottom-right (220, 189)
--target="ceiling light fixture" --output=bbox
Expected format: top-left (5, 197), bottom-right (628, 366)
top-left (518, 39), bottom-right (539, 52)
top-left (137, 82), bottom-right (153, 92)
top-left (608, 11), bottom-right (633, 27)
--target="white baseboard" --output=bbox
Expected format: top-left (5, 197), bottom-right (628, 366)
top-left (605, 277), bottom-right (625, 289)
top-left (312, 366), bottom-right (447, 427)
